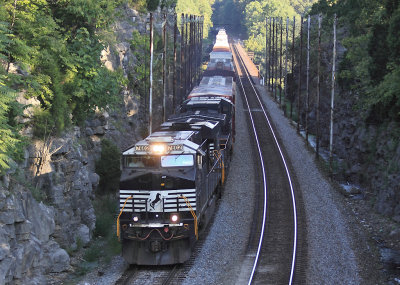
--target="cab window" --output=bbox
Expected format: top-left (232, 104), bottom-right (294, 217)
top-left (125, 155), bottom-right (158, 168)
top-left (161, 155), bottom-right (194, 167)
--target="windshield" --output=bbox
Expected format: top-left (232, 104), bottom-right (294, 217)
top-left (161, 155), bottom-right (194, 167)
top-left (125, 155), bottom-right (158, 168)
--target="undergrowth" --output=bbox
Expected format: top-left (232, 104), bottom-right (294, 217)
top-left (73, 194), bottom-right (121, 278)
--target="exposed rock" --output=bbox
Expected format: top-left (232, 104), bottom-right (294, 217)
top-left (85, 127), bottom-right (94, 136)
top-left (0, 255), bottom-right (15, 284)
top-left (50, 138), bottom-right (72, 155)
top-left (25, 197), bottom-right (55, 243)
top-left (94, 126), bottom-right (105, 135)
top-left (15, 221), bottom-right (32, 241)
top-left (89, 173), bottom-right (100, 187)
top-left (380, 247), bottom-right (400, 269)
top-left (0, 242), bottom-right (10, 261)
top-left (14, 238), bottom-right (41, 279)
top-left (0, 212), bottom-right (14, 225)
top-left (76, 224), bottom-right (91, 246)
top-left (341, 184), bottom-right (362, 195)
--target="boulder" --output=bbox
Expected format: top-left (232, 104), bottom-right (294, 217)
top-left (0, 212), bottom-right (14, 225)
top-left (14, 239), bottom-right (41, 279)
top-left (0, 255), bottom-right (15, 284)
top-left (25, 198), bottom-right (55, 243)
top-left (0, 243), bottom-right (10, 261)
top-left (94, 126), bottom-right (105, 135)
top-left (89, 173), bottom-right (100, 187)
top-left (49, 248), bottom-right (70, 273)
top-left (85, 127), bottom-right (94, 136)
top-left (50, 138), bottom-right (71, 155)
top-left (76, 224), bottom-right (91, 246)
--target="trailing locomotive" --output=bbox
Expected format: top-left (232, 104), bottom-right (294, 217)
top-left (117, 29), bottom-right (235, 265)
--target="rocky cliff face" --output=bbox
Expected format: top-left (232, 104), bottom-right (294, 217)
top-left (0, 4), bottom-right (151, 284)
top-left (296, 26), bottom-right (400, 222)
top-left (332, 95), bottom-right (400, 222)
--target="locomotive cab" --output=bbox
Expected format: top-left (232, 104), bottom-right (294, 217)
top-left (118, 119), bottom-right (225, 265)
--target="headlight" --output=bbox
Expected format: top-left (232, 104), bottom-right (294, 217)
top-left (170, 213), bottom-right (179, 223)
top-left (151, 144), bottom-right (166, 155)
top-left (133, 215), bottom-right (139, 222)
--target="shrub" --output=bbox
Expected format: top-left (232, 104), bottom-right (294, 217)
top-left (95, 139), bottom-right (121, 195)
top-left (146, 0), bottom-right (160, 11)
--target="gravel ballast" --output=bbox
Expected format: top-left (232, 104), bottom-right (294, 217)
top-left (182, 81), bottom-right (258, 285)
top-left (256, 86), bottom-right (361, 284)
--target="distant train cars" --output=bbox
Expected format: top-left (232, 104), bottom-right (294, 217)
top-left (117, 29), bottom-right (235, 265)
top-left (204, 29), bottom-right (234, 78)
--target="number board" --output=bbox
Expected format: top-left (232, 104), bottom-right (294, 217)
top-left (135, 145), bottom-right (149, 151)
top-left (167, 145), bottom-right (183, 151)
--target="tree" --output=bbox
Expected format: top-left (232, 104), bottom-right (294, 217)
top-left (95, 139), bottom-right (121, 194)
top-left (147, 0), bottom-right (160, 11)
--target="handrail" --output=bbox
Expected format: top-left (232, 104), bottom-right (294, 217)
top-left (117, 195), bottom-right (133, 240)
top-left (179, 195), bottom-right (198, 240)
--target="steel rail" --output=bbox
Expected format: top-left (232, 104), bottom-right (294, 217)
top-left (231, 44), bottom-right (268, 285)
top-left (233, 43), bottom-right (298, 285)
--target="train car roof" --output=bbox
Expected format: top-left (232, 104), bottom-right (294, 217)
top-left (200, 76), bottom-right (233, 86)
top-left (168, 112), bottom-right (226, 125)
top-left (182, 97), bottom-right (233, 106)
top-left (188, 87), bottom-right (233, 99)
top-left (210, 51), bottom-right (232, 60)
top-left (212, 47), bottom-right (231, 52)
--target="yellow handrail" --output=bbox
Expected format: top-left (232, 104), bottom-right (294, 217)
top-left (215, 150), bottom-right (225, 185)
top-left (117, 195), bottom-right (133, 240)
top-left (179, 195), bottom-right (198, 240)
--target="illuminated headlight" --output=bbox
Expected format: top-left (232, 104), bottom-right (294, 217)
top-left (170, 213), bottom-right (180, 223)
top-left (133, 216), bottom-right (139, 222)
top-left (151, 144), bottom-right (166, 155)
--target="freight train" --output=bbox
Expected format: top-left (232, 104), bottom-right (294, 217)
top-left (117, 29), bottom-right (235, 265)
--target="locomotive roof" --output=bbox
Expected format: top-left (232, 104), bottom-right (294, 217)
top-left (123, 118), bottom-right (221, 156)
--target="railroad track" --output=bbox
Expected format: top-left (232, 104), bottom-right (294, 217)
top-left (115, 264), bottom-right (180, 285)
top-left (115, 198), bottom-right (221, 285)
top-left (232, 42), bottom-right (305, 285)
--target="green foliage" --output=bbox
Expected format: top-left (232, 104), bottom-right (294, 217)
top-left (212, 0), bottom-right (315, 70)
top-left (1, 0), bottom-right (124, 138)
top-left (93, 196), bottom-right (118, 237)
top-left (130, 0), bottom-right (148, 13)
top-left (0, 21), bottom-right (21, 173)
top-left (95, 139), bottom-right (121, 195)
top-left (146, 0), bottom-right (160, 11)
top-left (176, 0), bottom-right (214, 38)
top-left (313, 0), bottom-right (400, 123)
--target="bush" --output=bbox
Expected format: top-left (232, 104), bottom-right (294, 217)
top-left (146, 0), bottom-right (160, 11)
top-left (95, 139), bottom-right (121, 194)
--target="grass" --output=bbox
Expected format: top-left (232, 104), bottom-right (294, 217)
top-left (73, 194), bottom-right (121, 277)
